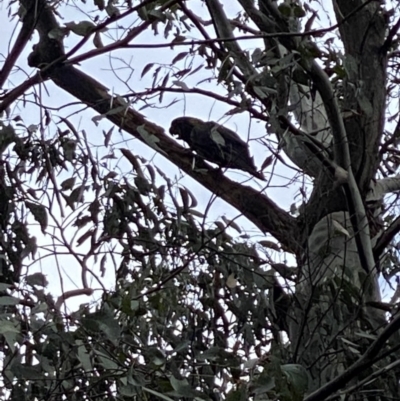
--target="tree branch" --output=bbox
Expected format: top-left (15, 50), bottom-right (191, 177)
top-left (18, 0), bottom-right (300, 255)
top-left (205, 0), bottom-right (256, 79)
top-left (305, 60), bottom-right (375, 274)
top-left (0, 9), bottom-right (35, 88)
top-left (325, 359), bottom-right (400, 401)
top-left (49, 64), bottom-right (298, 252)
top-left (129, 86), bottom-right (268, 122)
top-left (374, 216), bottom-right (400, 260)
top-left (0, 73), bottom-right (44, 114)
top-left (305, 313), bottom-right (400, 401)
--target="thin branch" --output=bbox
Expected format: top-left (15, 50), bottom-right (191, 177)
top-left (127, 86), bottom-right (269, 122)
top-left (65, 7), bottom-right (373, 68)
top-left (177, 1), bottom-right (245, 85)
top-left (66, 31), bottom-right (330, 62)
top-left (205, 0), bottom-right (256, 79)
top-left (380, 119), bottom-right (400, 155)
top-left (305, 313), bottom-right (400, 401)
top-left (0, 12), bottom-right (35, 88)
top-left (59, 0), bottom-right (161, 64)
top-left (325, 359), bottom-right (400, 400)
top-left (0, 73), bottom-right (44, 114)
top-left (55, 288), bottom-right (94, 311)
top-left (373, 216), bottom-right (400, 260)
top-left (382, 17), bottom-right (400, 54)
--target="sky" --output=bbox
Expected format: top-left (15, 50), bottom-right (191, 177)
top-left (3, 0), bottom-right (387, 309)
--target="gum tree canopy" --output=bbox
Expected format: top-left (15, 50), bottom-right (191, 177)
top-left (1, 0), bottom-right (400, 400)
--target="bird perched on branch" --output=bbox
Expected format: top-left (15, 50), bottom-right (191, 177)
top-left (169, 117), bottom-right (265, 180)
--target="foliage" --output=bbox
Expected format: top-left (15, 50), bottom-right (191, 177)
top-left (0, 0), bottom-right (400, 400)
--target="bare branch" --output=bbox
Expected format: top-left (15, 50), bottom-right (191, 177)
top-left (129, 86), bottom-right (268, 122)
top-left (382, 17), bottom-right (400, 54)
top-left (0, 73), bottom-right (44, 114)
top-left (0, 11), bottom-right (35, 88)
top-left (374, 216), bottom-right (400, 260)
top-left (55, 288), bottom-right (94, 311)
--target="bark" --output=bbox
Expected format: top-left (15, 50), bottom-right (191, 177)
top-left (10, 0), bottom-right (400, 399)
top-left (14, 0), bottom-right (299, 256)
top-left (276, 1), bottom-right (399, 398)
top-left (244, 0), bottom-right (399, 397)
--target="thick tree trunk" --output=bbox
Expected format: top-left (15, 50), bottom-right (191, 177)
top-left (286, 1), bottom-right (400, 397)
top-left (16, 0), bottom-right (400, 399)
top-left (288, 210), bottom-right (400, 398)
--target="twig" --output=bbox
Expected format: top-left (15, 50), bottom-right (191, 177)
top-left (305, 313), bottom-right (400, 401)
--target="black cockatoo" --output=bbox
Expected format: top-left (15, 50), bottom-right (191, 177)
top-left (169, 117), bottom-right (265, 180)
